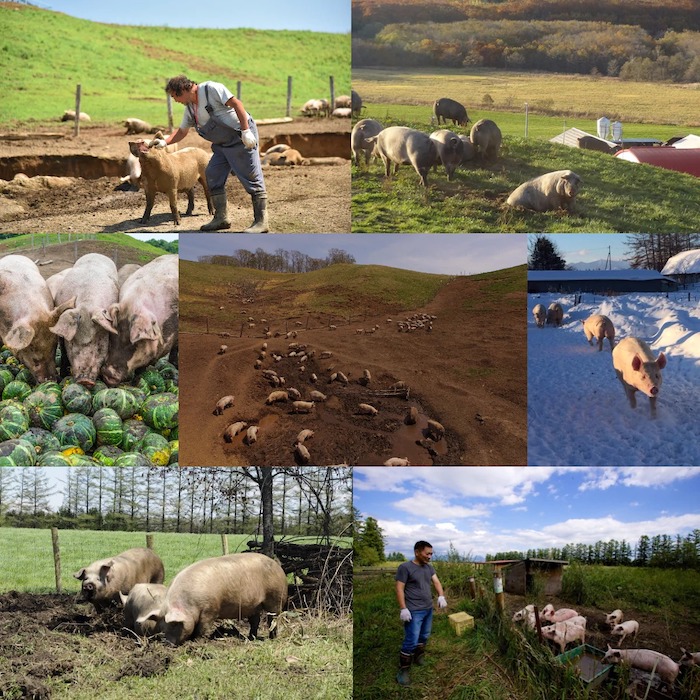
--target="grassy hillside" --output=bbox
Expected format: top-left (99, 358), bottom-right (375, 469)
top-left (0, 233), bottom-right (168, 258)
top-left (0, 3), bottom-right (350, 126)
top-left (352, 114), bottom-right (700, 233)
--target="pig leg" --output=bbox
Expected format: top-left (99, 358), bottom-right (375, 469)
top-left (141, 187), bottom-right (156, 223)
top-left (167, 190), bottom-right (181, 225)
top-left (615, 371), bottom-right (637, 409)
top-left (382, 156), bottom-right (391, 179)
top-left (597, 334), bottom-right (604, 351)
top-left (248, 612), bottom-right (261, 640)
top-left (184, 189), bottom-right (195, 216)
top-left (267, 612), bottom-right (279, 639)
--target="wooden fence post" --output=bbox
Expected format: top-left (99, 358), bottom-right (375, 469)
top-left (468, 576), bottom-right (477, 600)
top-left (146, 533), bottom-right (154, 549)
top-left (74, 84), bottom-right (82, 138)
top-left (329, 75), bottom-right (335, 110)
top-left (237, 81), bottom-right (242, 100)
top-left (51, 527), bottom-right (61, 593)
top-left (166, 92), bottom-right (174, 132)
top-left (493, 571), bottom-right (505, 613)
top-left (286, 76), bottom-right (292, 118)
top-left (221, 533), bottom-right (229, 555)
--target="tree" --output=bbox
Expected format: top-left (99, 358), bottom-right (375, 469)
top-left (528, 234), bottom-right (567, 269)
top-left (355, 516), bottom-right (386, 565)
top-left (386, 552), bottom-right (407, 562)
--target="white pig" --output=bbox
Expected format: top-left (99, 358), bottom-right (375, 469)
top-left (74, 547), bottom-right (165, 612)
top-left (612, 337), bottom-right (666, 418)
top-left (603, 646), bottom-right (680, 686)
top-left (582, 314), bottom-right (615, 352)
top-left (605, 608), bottom-right (624, 627)
top-left (543, 607), bottom-right (579, 623)
top-left (611, 620), bottom-right (639, 645)
top-left (532, 304), bottom-right (546, 328)
top-left (119, 583), bottom-right (167, 636)
top-left (137, 553), bottom-right (288, 646)
top-left (542, 620), bottom-right (586, 654)
top-left (679, 648), bottom-right (700, 666)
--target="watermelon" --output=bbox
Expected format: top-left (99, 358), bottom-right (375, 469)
top-left (0, 439), bottom-right (36, 466)
top-left (19, 428), bottom-right (61, 455)
top-left (93, 445), bottom-right (125, 466)
top-left (14, 368), bottom-right (36, 386)
top-left (2, 380), bottom-right (32, 403)
top-left (121, 419), bottom-right (151, 452)
top-left (160, 364), bottom-right (179, 382)
top-left (92, 380), bottom-right (108, 394)
top-left (24, 388), bottom-right (64, 430)
top-left (66, 453), bottom-right (100, 465)
top-left (92, 388), bottom-right (138, 420)
top-left (0, 368), bottom-right (13, 393)
top-left (52, 413), bottom-right (96, 452)
top-left (0, 400), bottom-right (30, 440)
top-left (140, 393), bottom-right (178, 431)
top-left (37, 451), bottom-right (72, 466)
top-left (123, 386), bottom-right (147, 407)
top-left (164, 381), bottom-right (179, 395)
top-left (114, 452), bottom-right (152, 466)
top-left (36, 381), bottom-right (63, 398)
top-left (92, 408), bottom-right (124, 446)
top-left (137, 368), bottom-right (166, 395)
top-left (169, 426), bottom-right (179, 440)
top-left (138, 433), bottom-right (171, 466)
top-left (0, 348), bottom-right (13, 363)
top-left (168, 440), bottom-right (179, 465)
top-left (62, 383), bottom-right (93, 415)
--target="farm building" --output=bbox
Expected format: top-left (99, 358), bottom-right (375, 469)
top-left (528, 269), bottom-right (679, 294)
top-left (550, 128), bottom-right (660, 150)
top-left (488, 558), bottom-right (568, 596)
top-left (615, 147), bottom-right (700, 177)
top-left (661, 248), bottom-right (700, 286)
top-left (669, 134), bottom-right (700, 149)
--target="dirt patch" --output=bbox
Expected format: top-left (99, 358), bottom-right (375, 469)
top-left (0, 119), bottom-right (350, 233)
top-left (179, 273), bottom-right (527, 467)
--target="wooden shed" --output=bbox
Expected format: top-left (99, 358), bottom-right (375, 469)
top-left (489, 558), bottom-right (568, 596)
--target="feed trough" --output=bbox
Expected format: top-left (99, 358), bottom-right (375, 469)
top-left (555, 644), bottom-right (613, 689)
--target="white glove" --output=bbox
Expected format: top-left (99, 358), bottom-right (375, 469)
top-left (400, 608), bottom-right (412, 622)
top-left (438, 596), bottom-right (447, 608)
top-left (241, 128), bottom-right (257, 149)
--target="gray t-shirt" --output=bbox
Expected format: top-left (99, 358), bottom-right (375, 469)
top-left (395, 561), bottom-right (435, 611)
top-left (180, 81), bottom-right (242, 131)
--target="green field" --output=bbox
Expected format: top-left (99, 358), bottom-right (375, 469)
top-left (0, 4), bottom-right (350, 126)
top-left (0, 233), bottom-right (168, 259)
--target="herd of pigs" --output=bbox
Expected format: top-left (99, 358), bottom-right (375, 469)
top-left (512, 603), bottom-right (699, 688)
top-left (0, 252), bottom-right (178, 389)
top-left (532, 302), bottom-right (667, 419)
top-left (73, 547), bottom-right (287, 646)
top-left (351, 95), bottom-right (583, 212)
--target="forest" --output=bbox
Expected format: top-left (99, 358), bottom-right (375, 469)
top-left (353, 0), bottom-right (700, 81)
top-left (197, 247), bottom-right (356, 273)
top-left (0, 467), bottom-right (353, 540)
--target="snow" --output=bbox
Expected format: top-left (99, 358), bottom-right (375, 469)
top-left (528, 290), bottom-right (700, 466)
top-left (661, 249), bottom-right (700, 275)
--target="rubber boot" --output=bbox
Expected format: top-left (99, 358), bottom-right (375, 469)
top-left (396, 652), bottom-right (412, 687)
top-left (413, 643), bottom-right (426, 666)
top-left (200, 192), bottom-right (231, 231)
top-left (243, 193), bottom-right (269, 233)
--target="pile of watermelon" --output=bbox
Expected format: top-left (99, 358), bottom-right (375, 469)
top-left (0, 346), bottom-right (179, 466)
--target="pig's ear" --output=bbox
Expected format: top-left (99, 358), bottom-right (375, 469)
top-left (130, 313), bottom-right (162, 344)
top-left (74, 568), bottom-right (87, 580)
top-left (165, 609), bottom-right (188, 624)
top-left (136, 609), bottom-right (162, 625)
top-left (100, 561), bottom-right (114, 582)
top-left (50, 308), bottom-right (80, 341)
top-left (99, 305), bottom-right (120, 335)
top-left (631, 354), bottom-right (642, 371)
top-left (4, 323), bottom-right (35, 352)
top-left (119, 592), bottom-right (128, 606)
top-left (656, 352), bottom-right (667, 370)
top-left (48, 296), bottom-right (77, 327)
top-left (92, 312), bottom-right (118, 335)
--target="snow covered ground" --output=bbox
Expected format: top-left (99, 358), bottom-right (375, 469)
top-left (528, 289), bottom-right (700, 466)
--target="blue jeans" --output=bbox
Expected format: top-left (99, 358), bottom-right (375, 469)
top-left (401, 607), bottom-right (433, 654)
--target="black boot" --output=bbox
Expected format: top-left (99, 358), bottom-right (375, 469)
top-left (413, 643), bottom-right (426, 666)
top-left (200, 191), bottom-right (231, 231)
top-left (243, 193), bottom-right (269, 233)
top-left (396, 651), bottom-right (412, 686)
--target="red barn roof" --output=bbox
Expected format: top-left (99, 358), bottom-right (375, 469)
top-left (615, 147), bottom-right (700, 177)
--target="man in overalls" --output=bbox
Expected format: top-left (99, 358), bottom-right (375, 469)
top-left (164, 75), bottom-right (268, 233)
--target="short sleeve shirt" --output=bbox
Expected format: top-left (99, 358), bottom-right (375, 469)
top-left (395, 561), bottom-right (435, 611)
top-left (179, 81), bottom-right (242, 131)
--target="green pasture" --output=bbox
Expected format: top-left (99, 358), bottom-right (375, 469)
top-left (0, 527), bottom-right (351, 593)
top-left (352, 114), bottom-right (700, 233)
top-left (0, 233), bottom-right (167, 259)
top-left (0, 4), bottom-right (350, 126)
top-left (353, 67), bottom-right (700, 130)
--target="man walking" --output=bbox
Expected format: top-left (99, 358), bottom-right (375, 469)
top-left (395, 540), bottom-right (447, 686)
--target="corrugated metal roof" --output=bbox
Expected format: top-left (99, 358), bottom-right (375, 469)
top-left (550, 128), bottom-right (617, 148)
top-left (615, 147), bottom-right (700, 177)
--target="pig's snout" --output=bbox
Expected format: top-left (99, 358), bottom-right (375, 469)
top-left (82, 582), bottom-right (96, 598)
top-left (650, 386), bottom-right (658, 395)
top-left (77, 377), bottom-right (96, 388)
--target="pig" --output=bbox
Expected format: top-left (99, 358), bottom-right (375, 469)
top-left (507, 170), bottom-right (582, 213)
top-left (0, 255), bottom-right (76, 383)
top-left (213, 395), bottom-right (235, 415)
top-left (351, 89), bottom-right (363, 117)
top-left (49, 253), bottom-right (120, 387)
top-left (459, 135), bottom-right (475, 163)
top-left (369, 126), bottom-right (438, 188)
top-left (532, 304), bottom-right (546, 328)
top-left (542, 606), bottom-right (579, 623)
top-left (46, 268), bottom-right (70, 302)
top-left (611, 620), bottom-right (639, 645)
top-left (546, 303), bottom-right (564, 327)
top-left (125, 118), bottom-right (153, 135)
top-left (512, 604), bottom-right (535, 623)
top-left (605, 608), bottom-right (624, 627)
top-left (351, 118), bottom-right (384, 167)
top-left (429, 129), bottom-right (464, 180)
top-left (469, 119), bottom-right (502, 161)
top-left (137, 553), bottom-right (288, 646)
top-left (119, 583), bottom-right (168, 636)
top-left (99, 254), bottom-right (178, 386)
top-left (542, 620), bottom-right (586, 654)
top-left (679, 648), bottom-right (700, 666)
top-left (583, 314), bottom-right (615, 351)
top-left (612, 337), bottom-right (666, 418)
top-left (433, 97), bottom-right (469, 127)
top-left (74, 547), bottom-right (165, 612)
top-left (117, 264), bottom-right (141, 287)
top-left (603, 646), bottom-right (680, 686)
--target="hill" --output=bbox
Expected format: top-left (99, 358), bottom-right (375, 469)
top-left (0, 3), bottom-right (351, 125)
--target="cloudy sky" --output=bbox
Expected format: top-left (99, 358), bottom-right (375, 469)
top-left (46, 0), bottom-right (350, 32)
top-left (537, 234), bottom-right (630, 266)
top-left (180, 234), bottom-right (527, 276)
top-left (354, 467), bottom-right (700, 559)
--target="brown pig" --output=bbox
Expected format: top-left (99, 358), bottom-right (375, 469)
top-left (74, 547), bottom-right (165, 612)
top-left (612, 337), bottom-right (666, 418)
top-left (0, 255), bottom-right (76, 382)
top-left (138, 553), bottom-right (288, 646)
top-left (119, 583), bottom-right (168, 636)
top-left (582, 314), bottom-right (615, 352)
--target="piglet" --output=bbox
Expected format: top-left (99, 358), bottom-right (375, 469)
top-left (612, 337), bottom-right (666, 418)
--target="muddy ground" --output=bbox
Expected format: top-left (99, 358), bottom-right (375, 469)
top-left (0, 118), bottom-right (350, 233)
top-left (179, 273), bottom-right (528, 467)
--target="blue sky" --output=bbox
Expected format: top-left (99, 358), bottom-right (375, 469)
top-left (535, 234), bottom-right (631, 266)
top-left (179, 234), bottom-right (527, 276)
top-left (354, 467), bottom-right (700, 559)
top-left (46, 1), bottom-right (350, 33)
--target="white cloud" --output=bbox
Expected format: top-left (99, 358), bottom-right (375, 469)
top-left (393, 494), bottom-right (490, 520)
top-left (579, 467), bottom-right (700, 491)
